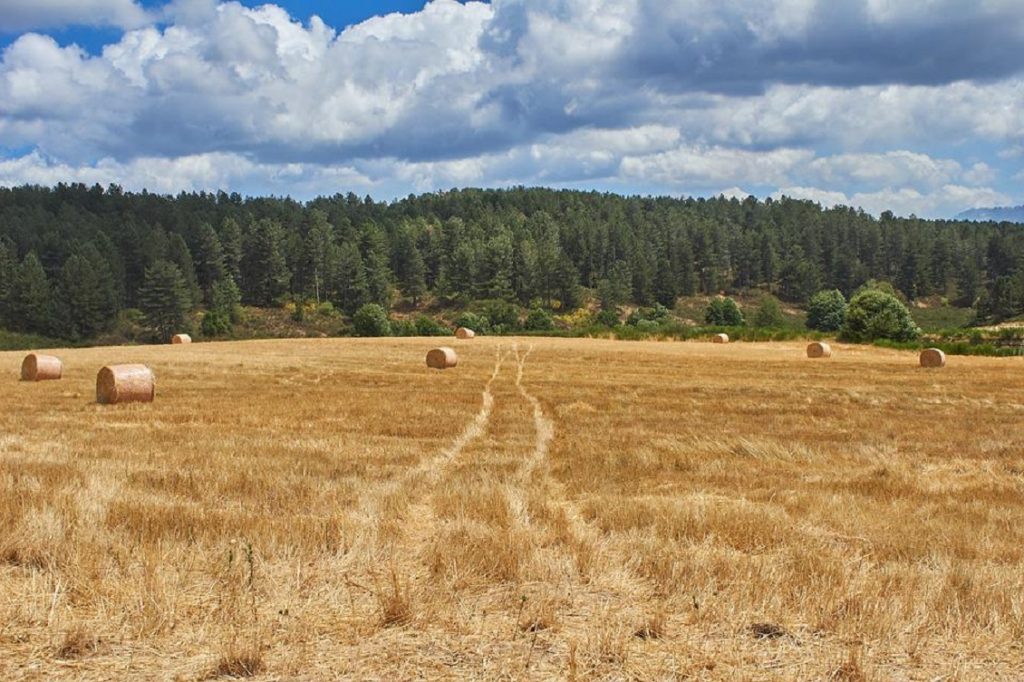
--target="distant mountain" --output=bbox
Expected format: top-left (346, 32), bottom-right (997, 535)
top-left (956, 206), bottom-right (1024, 223)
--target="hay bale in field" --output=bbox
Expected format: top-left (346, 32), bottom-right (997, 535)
top-left (96, 364), bottom-right (155, 404)
top-left (455, 327), bottom-right (475, 339)
top-left (171, 334), bottom-right (192, 345)
top-left (919, 348), bottom-right (946, 368)
top-left (21, 353), bottom-right (62, 381)
top-left (806, 341), bottom-right (832, 359)
top-left (712, 333), bottom-right (729, 344)
top-left (426, 347), bottom-right (458, 370)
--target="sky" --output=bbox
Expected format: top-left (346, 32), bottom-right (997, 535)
top-left (1, 0), bottom-right (1023, 218)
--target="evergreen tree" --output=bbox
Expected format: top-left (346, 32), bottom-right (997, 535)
top-left (7, 252), bottom-right (53, 335)
top-left (139, 260), bottom-right (192, 342)
top-left (193, 223), bottom-right (226, 303)
top-left (167, 233), bottom-right (201, 308)
top-left (56, 244), bottom-right (117, 339)
top-left (0, 239), bottom-right (15, 327)
top-left (220, 217), bottom-right (243, 285)
top-left (242, 219), bottom-right (291, 306)
top-left (301, 210), bottom-right (336, 304)
top-left (597, 260), bottom-right (632, 310)
top-left (333, 241), bottom-right (369, 315)
top-left (753, 295), bottom-right (785, 328)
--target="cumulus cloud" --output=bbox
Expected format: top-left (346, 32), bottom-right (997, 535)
top-left (0, 0), bottom-right (1022, 216)
top-left (0, 0), bottom-right (151, 32)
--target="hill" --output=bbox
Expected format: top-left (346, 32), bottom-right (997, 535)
top-left (956, 205), bottom-right (1024, 223)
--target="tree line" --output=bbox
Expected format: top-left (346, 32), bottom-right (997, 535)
top-left (0, 183), bottom-right (1022, 342)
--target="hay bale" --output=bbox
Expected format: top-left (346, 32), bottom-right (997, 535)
top-left (712, 333), bottom-right (729, 344)
top-left (455, 327), bottom-right (476, 339)
top-left (426, 347), bottom-right (458, 370)
top-left (919, 348), bottom-right (946, 368)
top-left (96, 364), bottom-right (155, 404)
top-left (806, 341), bottom-right (832, 359)
top-left (171, 334), bottom-right (192, 345)
top-left (21, 353), bottom-right (62, 381)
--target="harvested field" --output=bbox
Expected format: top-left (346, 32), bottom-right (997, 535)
top-left (1, 337), bottom-right (1022, 680)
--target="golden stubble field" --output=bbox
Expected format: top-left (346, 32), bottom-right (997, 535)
top-left (1, 337), bottom-right (1022, 680)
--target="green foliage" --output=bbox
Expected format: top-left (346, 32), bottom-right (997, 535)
top-left (201, 309), bottom-right (232, 337)
top-left (352, 303), bottom-right (391, 337)
top-left (210, 277), bottom-right (243, 323)
top-left (453, 311), bottom-right (490, 334)
top-left (841, 288), bottom-right (921, 342)
top-left (139, 260), bottom-right (192, 342)
top-left (470, 299), bottom-right (521, 330)
top-left (524, 307), bottom-right (554, 331)
top-left (55, 245), bottom-right (117, 339)
top-left (627, 303), bottom-right (671, 326)
top-left (414, 315), bottom-right (451, 336)
top-left (595, 308), bottom-right (621, 327)
top-left (705, 297), bottom-right (744, 326)
top-left (6, 252), bottom-right (52, 335)
top-left (806, 289), bottom-right (847, 332)
top-left (753, 295), bottom-right (785, 328)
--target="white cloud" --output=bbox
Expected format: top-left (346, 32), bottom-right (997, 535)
top-left (0, 0), bottom-right (1022, 218)
top-left (0, 0), bottom-right (150, 31)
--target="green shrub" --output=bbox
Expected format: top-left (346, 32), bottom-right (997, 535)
top-left (595, 309), bottom-right (620, 327)
top-left (806, 289), bottom-right (847, 332)
top-left (352, 303), bottom-right (391, 337)
top-left (201, 310), bottom-right (232, 337)
top-left (841, 289), bottom-right (920, 342)
top-left (627, 303), bottom-right (671, 326)
top-left (453, 311), bottom-right (490, 334)
top-left (753, 295), bottom-right (785, 328)
top-left (414, 315), bottom-right (451, 336)
top-left (705, 297), bottom-right (744, 326)
top-left (634, 319), bottom-right (660, 333)
top-left (470, 299), bottom-right (521, 330)
top-left (389, 319), bottom-right (417, 337)
top-left (524, 307), bottom-right (554, 331)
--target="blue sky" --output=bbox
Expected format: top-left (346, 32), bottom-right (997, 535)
top-left (1, 0), bottom-right (1022, 217)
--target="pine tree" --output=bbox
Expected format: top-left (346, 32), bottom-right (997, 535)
top-left (167, 233), bottom-right (201, 308)
top-left (138, 260), bottom-right (191, 342)
top-left (242, 219), bottom-right (292, 306)
top-left (56, 244), bottom-right (117, 339)
top-left (302, 210), bottom-right (336, 304)
top-left (333, 241), bottom-right (369, 315)
top-left (220, 217), bottom-right (243, 285)
top-left (7, 252), bottom-right (53, 335)
top-left (193, 223), bottom-right (226, 303)
top-left (0, 239), bottom-right (15, 327)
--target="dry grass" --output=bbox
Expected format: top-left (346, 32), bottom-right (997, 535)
top-left (1, 337), bottom-right (1023, 679)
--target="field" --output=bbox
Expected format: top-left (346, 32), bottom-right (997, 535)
top-left (1, 337), bottom-right (1023, 680)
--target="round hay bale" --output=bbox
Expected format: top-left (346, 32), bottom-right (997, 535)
top-left (919, 348), bottom-right (946, 368)
top-left (426, 347), bottom-right (458, 370)
top-left (171, 334), bottom-right (192, 345)
top-left (96, 364), bottom-right (155, 404)
top-left (712, 333), bottom-right (729, 344)
top-left (21, 353), bottom-right (62, 381)
top-left (455, 327), bottom-right (476, 339)
top-left (806, 341), bottom-right (832, 359)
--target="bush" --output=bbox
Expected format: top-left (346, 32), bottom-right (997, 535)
top-left (470, 299), bottom-right (521, 330)
top-left (595, 309), bottom-right (621, 327)
top-left (453, 311), bottom-right (490, 334)
top-left (414, 315), bottom-right (451, 336)
top-left (524, 307), bottom-right (554, 331)
top-left (352, 303), bottom-right (391, 337)
top-left (806, 289), bottom-right (847, 332)
top-left (201, 310), bottom-right (232, 337)
top-left (634, 319), bottom-right (661, 333)
top-left (705, 297), bottom-right (744, 326)
top-left (627, 303), bottom-right (671, 326)
top-left (841, 289), bottom-right (920, 342)
top-left (389, 319), bottom-right (417, 337)
top-left (753, 295), bottom-right (785, 328)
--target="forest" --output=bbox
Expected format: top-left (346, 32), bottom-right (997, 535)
top-left (1, 183), bottom-right (1023, 343)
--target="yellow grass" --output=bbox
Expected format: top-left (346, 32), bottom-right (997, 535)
top-left (1, 337), bottom-right (1022, 680)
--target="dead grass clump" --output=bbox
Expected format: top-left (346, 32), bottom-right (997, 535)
top-left (374, 569), bottom-right (413, 627)
top-left (827, 647), bottom-right (867, 681)
top-left (55, 627), bottom-right (99, 660)
top-left (633, 610), bottom-right (667, 640)
top-left (210, 647), bottom-right (265, 678)
top-left (750, 622), bottom-right (788, 640)
top-left (426, 522), bottom-right (531, 586)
